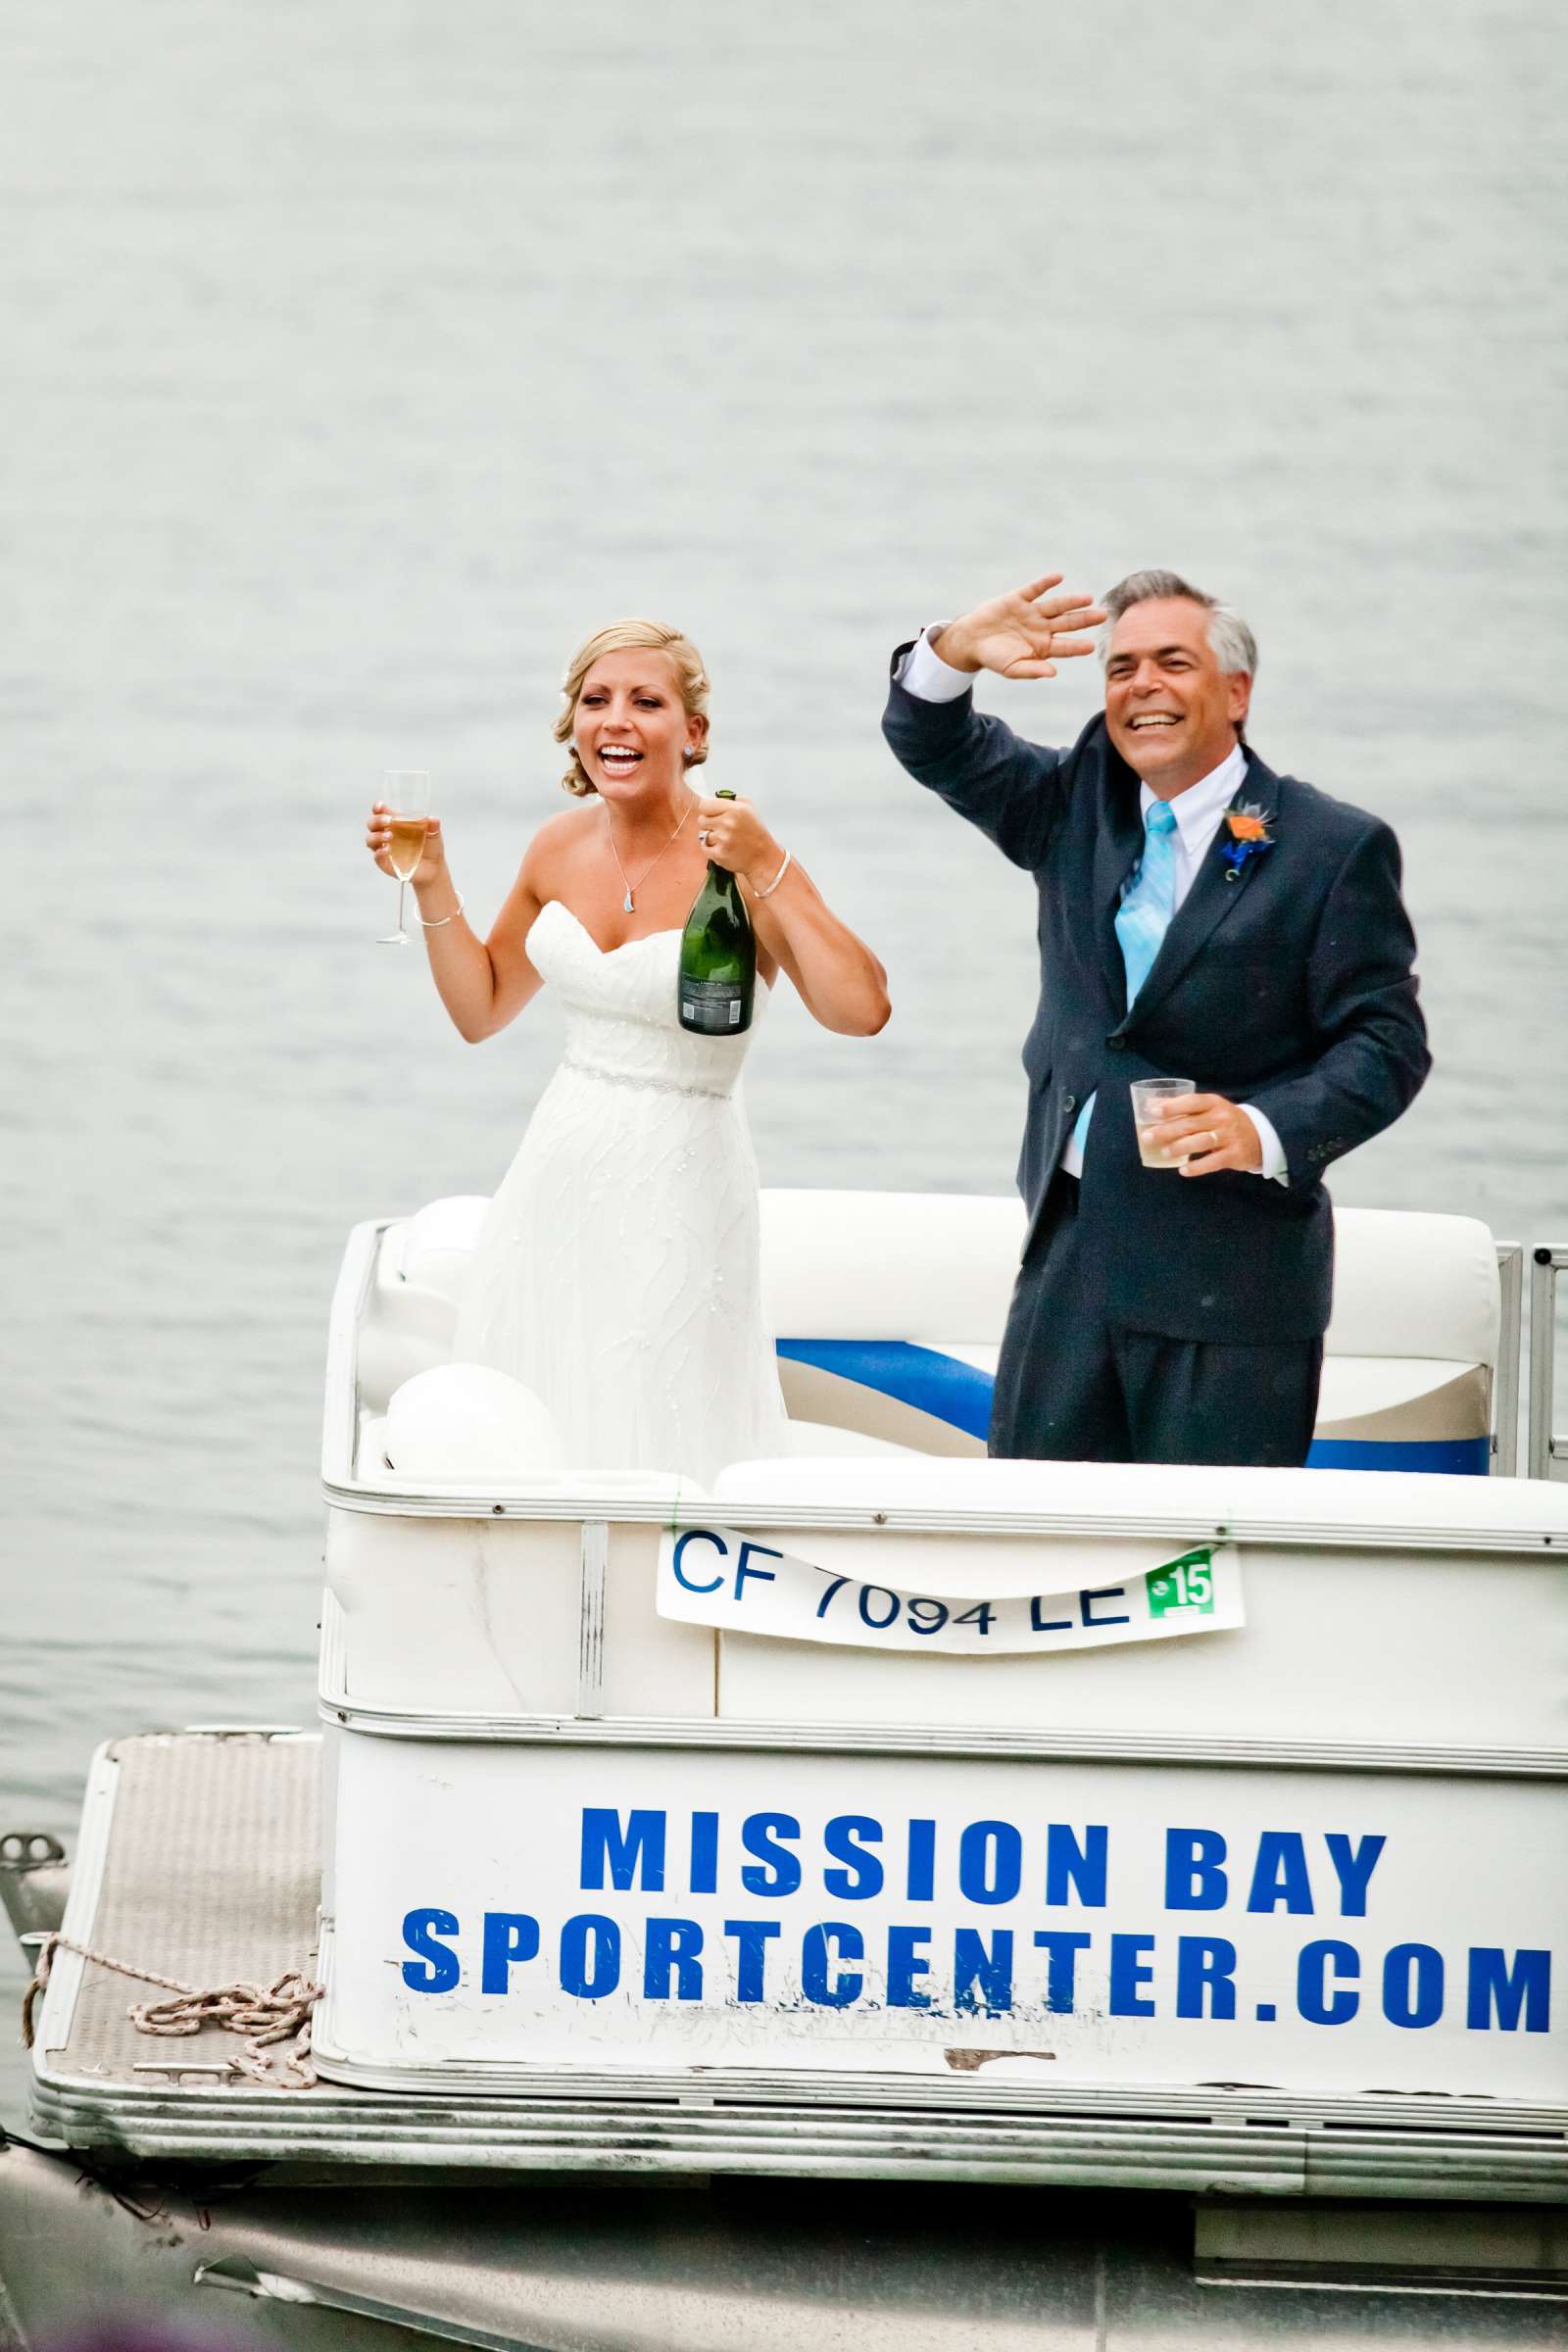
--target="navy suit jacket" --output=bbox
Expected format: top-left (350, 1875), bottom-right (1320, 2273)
top-left (883, 656), bottom-right (1432, 1343)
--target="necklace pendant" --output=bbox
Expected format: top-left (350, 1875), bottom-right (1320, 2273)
top-left (622, 890), bottom-right (634, 913)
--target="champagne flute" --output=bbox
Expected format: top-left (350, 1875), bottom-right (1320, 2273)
top-left (376, 770), bottom-right (431, 947)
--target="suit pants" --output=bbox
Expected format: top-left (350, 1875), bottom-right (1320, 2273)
top-left (990, 1171), bottom-right (1323, 1467)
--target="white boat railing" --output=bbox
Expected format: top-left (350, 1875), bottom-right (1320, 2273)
top-left (1494, 1241), bottom-right (1523, 1475)
top-left (1529, 1244), bottom-right (1568, 1482)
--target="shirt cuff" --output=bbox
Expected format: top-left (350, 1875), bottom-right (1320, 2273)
top-left (1239, 1102), bottom-right (1288, 1184)
top-left (896, 627), bottom-right (975, 704)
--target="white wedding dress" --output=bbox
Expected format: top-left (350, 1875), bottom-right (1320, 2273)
top-left (452, 900), bottom-right (791, 1486)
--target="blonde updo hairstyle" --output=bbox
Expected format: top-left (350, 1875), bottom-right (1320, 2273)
top-left (554, 618), bottom-right (712, 797)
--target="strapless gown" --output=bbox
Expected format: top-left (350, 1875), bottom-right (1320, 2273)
top-left (452, 899), bottom-right (791, 1486)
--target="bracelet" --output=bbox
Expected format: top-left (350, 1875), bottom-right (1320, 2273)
top-left (418, 892), bottom-right (465, 930)
top-left (752, 849), bottom-right (792, 902)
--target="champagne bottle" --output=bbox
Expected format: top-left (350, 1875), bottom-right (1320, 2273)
top-left (678, 788), bottom-right (756, 1035)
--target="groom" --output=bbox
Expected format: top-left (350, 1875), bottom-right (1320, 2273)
top-left (882, 568), bottom-right (1431, 1466)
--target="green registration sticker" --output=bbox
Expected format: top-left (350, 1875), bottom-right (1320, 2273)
top-left (1145, 1545), bottom-right (1217, 1618)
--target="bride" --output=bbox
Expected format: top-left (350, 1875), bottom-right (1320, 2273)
top-left (365, 618), bottom-right (890, 1486)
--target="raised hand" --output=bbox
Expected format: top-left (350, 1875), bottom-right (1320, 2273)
top-left (932, 573), bottom-right (1106, 680)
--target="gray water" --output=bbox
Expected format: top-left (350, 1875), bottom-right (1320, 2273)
top-left (3, 2), bottom-right (1564, 2116)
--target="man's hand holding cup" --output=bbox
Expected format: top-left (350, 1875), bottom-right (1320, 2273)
top-left (1146, 1092), bottom-right (1264, 1177)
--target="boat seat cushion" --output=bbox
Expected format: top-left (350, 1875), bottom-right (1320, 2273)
top-left (773, 1339), bottom-right (1491, 1474)
top-left (759, 1192), bottom-right (1498, 1474)
top-left (383, 1364), bottom-right (565, 1480)
top-left (760, 1191), bottom-right (1499, 1366)
top-left (371, 1191), bottom-right (1500, 1474)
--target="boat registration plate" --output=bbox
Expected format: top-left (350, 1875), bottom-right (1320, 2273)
top-left (657, 1525), bottom-right (1244, 1653)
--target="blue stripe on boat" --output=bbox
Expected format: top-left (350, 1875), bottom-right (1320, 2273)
top-left (1305, 1435), bottom-right (1490, 1477)
top-left (777, 1340), bottom-right (1492, 1475)
top-left (775, 1340), bottom-right (994, 1442)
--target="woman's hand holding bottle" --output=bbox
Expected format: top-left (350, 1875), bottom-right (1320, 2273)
top-left (692, 793), bottom-right (786, 897)
top-left (688, 788), bottom-right (886, 1037)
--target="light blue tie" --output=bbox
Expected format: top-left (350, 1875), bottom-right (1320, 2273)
top-left (1069, 798), bottom-right (1180, 1162)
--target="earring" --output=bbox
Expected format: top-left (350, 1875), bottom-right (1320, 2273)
top-left (684, 746), bottom-right (695, 757)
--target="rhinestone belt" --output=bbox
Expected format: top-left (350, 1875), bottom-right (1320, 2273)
top-left (562, 1055), bottom-right (731, 1101)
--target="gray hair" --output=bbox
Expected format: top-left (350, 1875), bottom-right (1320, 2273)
top-left (1099, 568), bottom-right (1258, 680)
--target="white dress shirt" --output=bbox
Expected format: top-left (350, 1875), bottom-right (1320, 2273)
top-left (898, 631), bottom-right (1287, 1181)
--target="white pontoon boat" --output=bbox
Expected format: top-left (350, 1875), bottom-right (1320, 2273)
top-left (2, 1195), bottom-right (1566, 2346)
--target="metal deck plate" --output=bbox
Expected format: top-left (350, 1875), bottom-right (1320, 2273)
top-left (27, 1732), bottom-right (1568, 2196)
top-left (34, 1729), bottom-right (321, 2090)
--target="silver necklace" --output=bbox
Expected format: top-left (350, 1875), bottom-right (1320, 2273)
top-left (603, 793), bottom-right (695, 913)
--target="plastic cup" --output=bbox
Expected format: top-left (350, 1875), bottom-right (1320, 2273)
top-left (1130, 1077), bottom-right (1197, 1169)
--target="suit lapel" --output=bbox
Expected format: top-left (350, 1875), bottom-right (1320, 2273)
top-left (1127, 752), bottom-right (1281, 1023)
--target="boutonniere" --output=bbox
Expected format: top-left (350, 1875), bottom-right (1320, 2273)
top-left (1219, 802), bottom-right (1275, 882)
